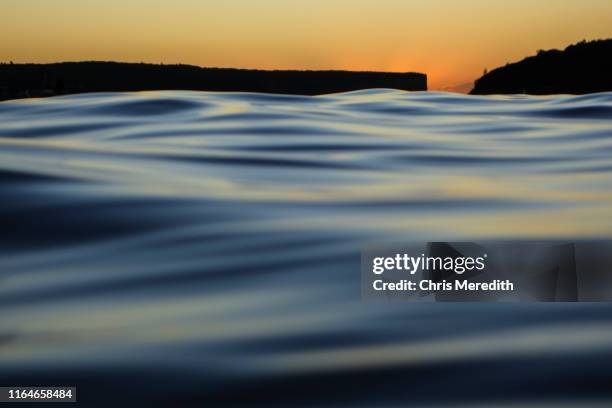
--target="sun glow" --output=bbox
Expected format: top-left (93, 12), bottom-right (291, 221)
top-left (2, 0), bottom-right (611, 91)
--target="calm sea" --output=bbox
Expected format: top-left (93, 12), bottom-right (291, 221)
top-left (1, 90), bottom-right (612, 406)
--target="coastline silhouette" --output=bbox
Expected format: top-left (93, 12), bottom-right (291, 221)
top-left (0, 62), bottom-right (426, 101)
top-left (471, 38), bottom-right (612, 95)
top-left (2, 38), bottom-right (611, 101)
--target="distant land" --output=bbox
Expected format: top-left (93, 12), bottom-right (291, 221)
top-left (471, 39), bottom-right (612, 95)
top-left (0, 62), bottom-right (427, 100)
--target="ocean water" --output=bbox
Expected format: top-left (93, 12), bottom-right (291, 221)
top-left (1, 89), bottom-right (612, 406)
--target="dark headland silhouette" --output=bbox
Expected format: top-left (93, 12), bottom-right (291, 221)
top-left (471, 39), bottom-right (612, 95)
top-left (0, 61), bottom-right (427, 101)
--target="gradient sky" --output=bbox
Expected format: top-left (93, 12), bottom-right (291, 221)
top-left (2, 0), bottom-right (611, 91)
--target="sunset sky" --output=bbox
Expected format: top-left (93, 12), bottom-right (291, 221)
top-left (2, 0), bottom-right (611, 91)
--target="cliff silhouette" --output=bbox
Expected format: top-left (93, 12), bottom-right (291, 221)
top-left (0, 61), bottom-right (427, 100)
top-left (471, 39), bottom-right (612, 95)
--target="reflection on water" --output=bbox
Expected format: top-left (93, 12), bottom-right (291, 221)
top-left (1, 90), bottom-right (612, 406)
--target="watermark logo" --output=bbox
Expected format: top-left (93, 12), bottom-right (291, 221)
top-left (372, 253), bottom-right (487, 275)
top-left (360, 241), bottom-right (606, 302)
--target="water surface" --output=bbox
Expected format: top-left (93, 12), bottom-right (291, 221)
top-left (1, 90), bottom-right (612, 406)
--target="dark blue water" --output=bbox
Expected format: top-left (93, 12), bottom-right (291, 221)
top-left (1, 90), bottom-right (612, 406)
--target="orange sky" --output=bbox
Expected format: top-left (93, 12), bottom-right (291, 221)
top-left (2, 0), bottom-right (611, 91)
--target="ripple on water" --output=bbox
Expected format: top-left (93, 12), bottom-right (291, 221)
top-left (1, 90), bottom-right (612, 406)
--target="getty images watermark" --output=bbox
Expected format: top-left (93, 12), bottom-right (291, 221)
top-left (361, 241), bottom-right (612, 302)
top-left (371, 252), bottom-right (514, 292)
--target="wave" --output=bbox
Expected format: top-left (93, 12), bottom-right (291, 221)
top-left (1, 90), bottom-right (612, 406)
